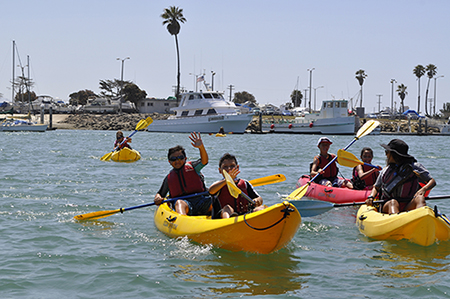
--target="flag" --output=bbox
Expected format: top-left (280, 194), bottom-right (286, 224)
top-left (197, 75), bottom-right (204, 83)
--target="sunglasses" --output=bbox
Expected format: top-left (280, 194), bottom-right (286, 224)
top-left (169, 155), bottom-right (185, 162)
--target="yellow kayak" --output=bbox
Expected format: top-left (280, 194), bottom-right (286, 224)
top-left (215, 133), bottom-right (226, 137)
top-left (356, 204), bottom-right (450, 246)
top-left (111, 148), bottom-right (141, 163)
top-left (154, 201), bottom-right (301, 254)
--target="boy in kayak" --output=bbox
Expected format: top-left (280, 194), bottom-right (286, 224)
top-left (310, 137), bottom-right (353, 188)
top-left (154, 132), bottom-right (211, 216)
top-left (209, 153), bottom-right (264, 218)
top-left (352, 147), bottom-right (381, 190)
top-left (365, 139), bottom-right (436, 214)
top-left (114, 130), bottom-right (132, 150)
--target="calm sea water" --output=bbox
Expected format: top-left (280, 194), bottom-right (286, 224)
top-left (1, 129), bottom-right (450, 298)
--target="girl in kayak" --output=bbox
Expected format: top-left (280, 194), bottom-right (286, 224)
top-left (310, 137), bottom-right (353, 188)
top-left (365, 139), bottom-right (436, 214)
top-left (153, 132), bottom-right (212, 216)
top-left (209, 153), bottom-right (265, 218)
top-left (352, 147), bottom-right (381, 190)
top-left (114, 130), bottom-right (132, 150)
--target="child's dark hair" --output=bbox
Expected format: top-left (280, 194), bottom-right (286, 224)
top-left (360, 147), bottom-right (373, 158)
top-left (219, 153), bottom-right (238, 167)
top-left (168, 145), bottom-right (186, 159)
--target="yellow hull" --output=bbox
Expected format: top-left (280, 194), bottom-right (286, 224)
top-left (357, 205), bottom-right (450, 246)
top-left (215, 133), bottom-right (226, 137)
top-left (154, 201), bottom-right (301, 254)
top-left (111, 148), bottom-right (141, 163)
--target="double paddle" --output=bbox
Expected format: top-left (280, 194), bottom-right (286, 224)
top-left (290, 195), bottom-right (450, 218)
top-left (100, 116), bottom-right (153, 162)
top-left (74, 173), bottom-right (286, 221)
top-left (286, 120), bottom-right (380, 201)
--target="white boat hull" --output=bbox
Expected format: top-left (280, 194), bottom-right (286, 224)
top-left (262, 116), bottom-right (356, 135)
top-left (1, 123), bottom-right (48, 132)
top-left (441, 124), bottom-right (450, 135)
top-left (147, 113), bottom-right (253, 133)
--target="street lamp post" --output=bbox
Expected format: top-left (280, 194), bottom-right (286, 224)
top-left (433, 75), bottom-right (444, 116)
top-left (313, 86), bottom-right (324, 112)
top-left (117, 57), bottom-right (130, 114)
top-left (307, 68), bottom-right (315, 113)
top-left (390, 79), bottom-right (396, 115)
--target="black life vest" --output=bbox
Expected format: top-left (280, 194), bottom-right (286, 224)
top-left (381, 163), bottom-right (418, 202)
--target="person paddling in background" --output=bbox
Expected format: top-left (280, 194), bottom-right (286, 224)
top-left (209, 153), bottom-right (265, 218)
top-left (218, 126), bottom-right (225, 134)
top-left (310, 137), bottom-right (353, 188)
top-left (114, 130), bottom-right (132, 150)
top-left (154, 132), bottom-right (212, 216)
top-left (352, 147), bottom-right (381, 190)
top-left (365, 139), bottom-right (436, 214)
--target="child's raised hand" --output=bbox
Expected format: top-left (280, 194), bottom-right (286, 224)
top-left (189, 132), bottom-right (203, 148)
top-left (228, 167), bottom-right (240, 180)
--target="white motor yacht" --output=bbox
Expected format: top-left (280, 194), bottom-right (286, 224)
top-left (147, 91), bottom-right (253, 133)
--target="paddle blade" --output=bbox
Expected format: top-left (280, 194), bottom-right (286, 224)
top-left (100, 152), bottom-right (113, 162)
top-left (136, 116), bottom-right (153, 131)
top-left (337, 149), bottom-right (363, 168)
top-left (74, 209), bottom-right (121, 221)
top-left (356, 120), bottom-right (380, 139)
top-left (287, 183), bottom-right (309, 200)
top-left (249, 174), bottom-right (286, 187)
top-left (290, 199), bottom-right (334, 217)
top-left (223, 169), bottom-right (242, 199)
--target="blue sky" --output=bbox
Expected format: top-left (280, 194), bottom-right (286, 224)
top-left (1, 0), bottom-right (449, 115)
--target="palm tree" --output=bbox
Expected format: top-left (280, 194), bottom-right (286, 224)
top-left (396, 83), bottom-right (407, 114)
top-left (355, 69), bottom-right (367, 107)
top-left (413, 65), bottom-right (425, 113)
top-left (424, 64), bottom-right (437, 116)
top-left (290, 89), bottom-right (303, 107)
top-left (161, 6), bottom-right (186, 103)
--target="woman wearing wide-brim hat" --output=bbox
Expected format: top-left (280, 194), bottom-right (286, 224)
top-left (365, 139), bottom-right (436, 214)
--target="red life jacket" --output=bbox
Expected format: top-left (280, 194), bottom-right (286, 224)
top-left (315, 154), bottom-right (338, 179)
top-left (381, 164), bottom-right (418, 202)
top-left (218, 179), bottom-right (251, 214)
top-left (352, 164), bottom-right (378, 187)
top-left (167, 162), bottom-right (205, 198)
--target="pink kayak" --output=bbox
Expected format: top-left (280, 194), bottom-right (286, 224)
top-left (296, 175), bottom-right (371, 204)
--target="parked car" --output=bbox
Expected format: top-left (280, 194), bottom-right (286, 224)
top-left (282, 110), bottom-right (293, 116)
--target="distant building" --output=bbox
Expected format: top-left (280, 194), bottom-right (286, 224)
top-left (137, 97), bottom-right (178, 114)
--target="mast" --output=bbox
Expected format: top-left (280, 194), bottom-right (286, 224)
top-left (12, 40), bottom-right (15, 103)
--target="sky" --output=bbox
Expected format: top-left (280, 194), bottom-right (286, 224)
top-left (1, 0), bottom-right (449, 115)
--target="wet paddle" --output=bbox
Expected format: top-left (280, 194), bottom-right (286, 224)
top-left (223, 169), bottom-right (254, 204)
top-left (249, 174), bottom-right (286, 187)
top-left (336, 149), bottom-right (382, 170)
top-left (290, 195), bottom-right (450, 217)
top-left (100, 116), bottom-right (153, 162)
top-left (73, 191), bottom-right (209, 221)
top-left (286, 120), bottom-right (380, 201)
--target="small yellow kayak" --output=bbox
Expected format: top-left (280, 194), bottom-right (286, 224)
top-left (154, 201), bottom-right (301, 254)
top-left (111, 148), bottom-right (141, 163)
top-left (356, 204), bottom-right (450, 246)
top-left (215, 133), bottom-right (226, 137)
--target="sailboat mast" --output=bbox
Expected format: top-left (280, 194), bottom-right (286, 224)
top-left (27, 55), bottom-right (32, 112)
top-left (12, 40), bottom-right (15, 103)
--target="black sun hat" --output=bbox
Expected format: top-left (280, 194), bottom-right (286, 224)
top-left (381, 139), bottom-right (414, 159)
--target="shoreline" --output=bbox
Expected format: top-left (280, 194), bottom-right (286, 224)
top-left (5, 113), bottom-right (447, 135)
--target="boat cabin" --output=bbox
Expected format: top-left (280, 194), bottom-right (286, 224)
top-left (171, 91), bottom-right (240, 117)
top-left (317, 99), bottom-right (350, 118)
